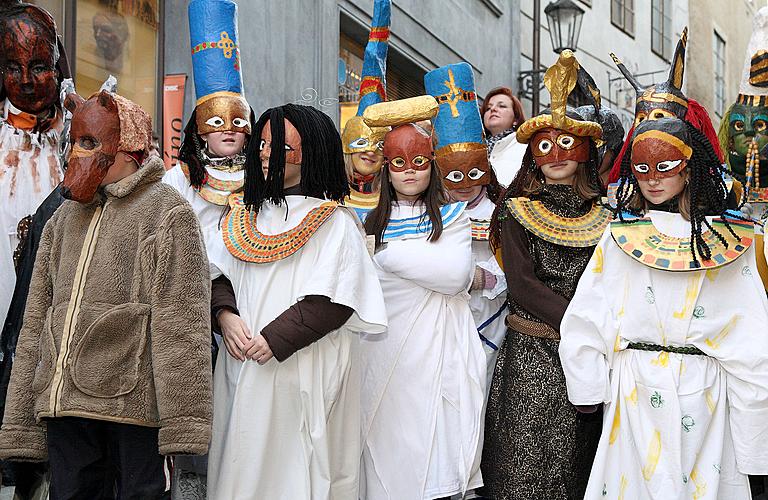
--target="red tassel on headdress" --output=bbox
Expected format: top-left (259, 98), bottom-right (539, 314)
top-left (607, 125), bottom-right (634, 185)
top-left (685, 98), bottom-right (724, 163)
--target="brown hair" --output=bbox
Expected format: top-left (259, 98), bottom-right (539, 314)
top-left (364, 161), bottom-right (449, 248)
top-left (480, 87), bottom-right (526, 133)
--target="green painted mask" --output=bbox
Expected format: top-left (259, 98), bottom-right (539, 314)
top-left (727, 103), bottom-right (768, 186)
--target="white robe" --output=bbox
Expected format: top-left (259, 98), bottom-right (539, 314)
top-left (361, 202), bottom-right (487, 500)
top-left (162, 163), bottom-right (240, 253)
top-left (207, 196), bottom-right (387, 500)
top-left (559, 211), bottom-right (768, 500)
top-left (465, 196), bottom-right (507, 390)
top-left (0, 100), bottom-right (62, 323)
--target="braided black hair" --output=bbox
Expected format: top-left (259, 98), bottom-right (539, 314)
top-left (244, 104), bottom-right (349, 211)
top-left (616, 120), bottom-right (747, 266)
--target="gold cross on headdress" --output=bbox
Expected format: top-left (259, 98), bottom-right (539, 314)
top-left (436, 69), bottom-right (475, 118)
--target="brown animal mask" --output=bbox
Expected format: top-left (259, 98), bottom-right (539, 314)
top-left (383, 124), bottom-right (434, 172)
top-left (62, 90), bottom-right (151, 203)
top-left (0, 4), bottom-right (59, 115)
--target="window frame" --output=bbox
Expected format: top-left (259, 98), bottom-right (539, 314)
top-left (611, 0), bottom-right (635, 38)
top-left (713, 30), bottom-right (727, 118)
top-left (651, 0), bottom-right (673, 61)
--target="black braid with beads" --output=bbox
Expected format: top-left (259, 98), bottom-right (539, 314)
top-left (616, 121), bottom-right (750, 267)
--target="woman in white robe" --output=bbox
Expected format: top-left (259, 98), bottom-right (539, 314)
top-left (361, 122), bottom-right (486, 500)
top-left (559, 117), bottom-right (768, 500)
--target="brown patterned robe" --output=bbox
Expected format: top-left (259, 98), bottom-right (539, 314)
top-left (480, 184), bottom-right (602, 500)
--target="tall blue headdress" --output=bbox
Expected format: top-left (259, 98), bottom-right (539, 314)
top-left (424, 62), bottom-right (491, 188)
top-left (342, 0), bottom-right (391, 154)
top-left (188, 0), bottom-right (250, 134)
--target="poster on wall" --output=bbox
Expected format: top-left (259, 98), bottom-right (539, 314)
top-left (163, 74), bottom-right (187, 170)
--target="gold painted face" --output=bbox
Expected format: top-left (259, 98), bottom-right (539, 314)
top-left (196, 95), bottom-right (251, 135)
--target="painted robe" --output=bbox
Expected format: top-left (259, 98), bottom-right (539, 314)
top-left (0, 100), bottom-right (62, 321)
top-left (361, 202), bottom-right (487, 500)
top-left (465, 195), bottom-right (507, 388)
top-left (206, 196), bottom-right (387, 500)
top-left (559, 210), bottom-right (768, 500)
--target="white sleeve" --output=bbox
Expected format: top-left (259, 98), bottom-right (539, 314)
top-left (697, 245), bottom-right (768, 475)
top-left (558, 229), bottom-right (617, 406)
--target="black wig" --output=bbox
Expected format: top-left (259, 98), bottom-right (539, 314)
top-left (244, 104), bottom-right (349, 211)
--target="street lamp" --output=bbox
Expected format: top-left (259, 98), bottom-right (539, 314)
top-left (519, 0), bottom-right (586, 115)
top-left (545, 0), bottom-right (585, 54)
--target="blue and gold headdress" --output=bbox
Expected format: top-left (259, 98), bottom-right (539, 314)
top-left (188, 0), bottom-right (251, 135)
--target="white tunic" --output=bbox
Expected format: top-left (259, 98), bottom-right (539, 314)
top-left (207, 196), bottom-right (387, 500)
top-left (488, 132), bottom-right (527, 186)
top-left (361, 202), bottom-right (487, 500)
top-left (0, 100), bottom-right (62, 322)
top-left (465, 196), bottom-right (507, 389)
top-left (559, 211), bottom-right (768, 500)
top-left (162, 164), bottom-right (240, 253)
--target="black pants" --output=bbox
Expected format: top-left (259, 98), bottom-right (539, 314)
top-left (46, 417), bottom-right (169, 500)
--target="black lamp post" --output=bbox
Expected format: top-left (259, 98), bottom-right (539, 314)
top-left (519, 0), bottom-right (586, 114)
top-left (545, 0), bottom-right (585, 54)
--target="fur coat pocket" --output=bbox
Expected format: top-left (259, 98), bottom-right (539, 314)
top-left (31, 306), bottom-right (57, 394)
top-left (70, 303), bottom-right (151, 398)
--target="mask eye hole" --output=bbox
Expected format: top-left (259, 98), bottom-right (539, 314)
top-left (467, 168), bottom-right (486, 180)
top-left (733, 120), bottom-right (745, 132)
top-left (79, 136), bottom-right (98, 150)
top-left (537, 139), bottom-right (553, 155)
top-left (350, 138), bottom-right (369, 149)
top-left (445, 170), bottom-right (465, 183)
top-left (656, 159), bottom-right (683, 172)
top-left (205, 116), bottom-right (225, 128)
top-left (633, 163), bottom-right (650, 174)
top-left (259, 139), bottom-right (266, 151)
top-left (390, 157), bottom-right (406, 169)
top-left (284, 144), bottom-right (293, 151)
top-left (557, 134), bottom-right (576, 149)
top-left (232, 118), bottom-right (248, 128)
top-left (755, 120), bottom-right (767, 132)
top-left (412, 156), bottom-right (429, 168)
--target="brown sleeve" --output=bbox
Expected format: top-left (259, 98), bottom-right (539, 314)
top-left (501, 215), bottom-right (570, 331)
top-left (210, 276), bottom-right (238, 332)
top-left (261, 295), bottom-right (354, 362)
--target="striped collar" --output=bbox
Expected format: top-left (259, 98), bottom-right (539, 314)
top-left (382, 202), bottom-right (466, 242)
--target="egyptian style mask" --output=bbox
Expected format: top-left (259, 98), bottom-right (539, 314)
top-left (0, 3), bottom-right (59, 115)
top-left (61, 91), bottom-right (152, 203)
top-left (721, 8), bottom-right (768, 196)
top-left (425, 62), bottom-right (491, 189)
top-left (259, 118), bottom-right (303, 166)
top-left (188, 0), bottom-right (251, 135)
top-left (340, 0), bottom-right (391, 179)
top-left (631, 118), bottom-right (691, 181)
top-left (383, 123), bottom-right (433, 172)
top-left (612, 28), bottom-right (689, 127)
top-left (530, 128), bottom-right (591, 167)
top-left (516, 50), bottom-right (602, 171)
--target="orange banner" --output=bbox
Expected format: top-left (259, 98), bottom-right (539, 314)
top-left (162, 74), bottom-right (187, 170)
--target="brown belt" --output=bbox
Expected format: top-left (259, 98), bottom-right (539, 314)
top-left (506, 314), bottom-right (560, 341)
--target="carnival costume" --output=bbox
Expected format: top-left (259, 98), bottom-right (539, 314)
top-left (0, 90), bottom-right (213, 497)
top-left (206, 104), bottom-right (387, 499)
top-left (165, 0), bottom-right (253, 250)
top-left (340, 0), bottom-right (391, 220)
top-left (560, 106), bottom-right (768, 499)
top-left (359, 95), bottom-right (486, 499)
top-left (425, 62), bottom-right (507, 391)
top-left (480, 50), bottom-right (608, 500)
